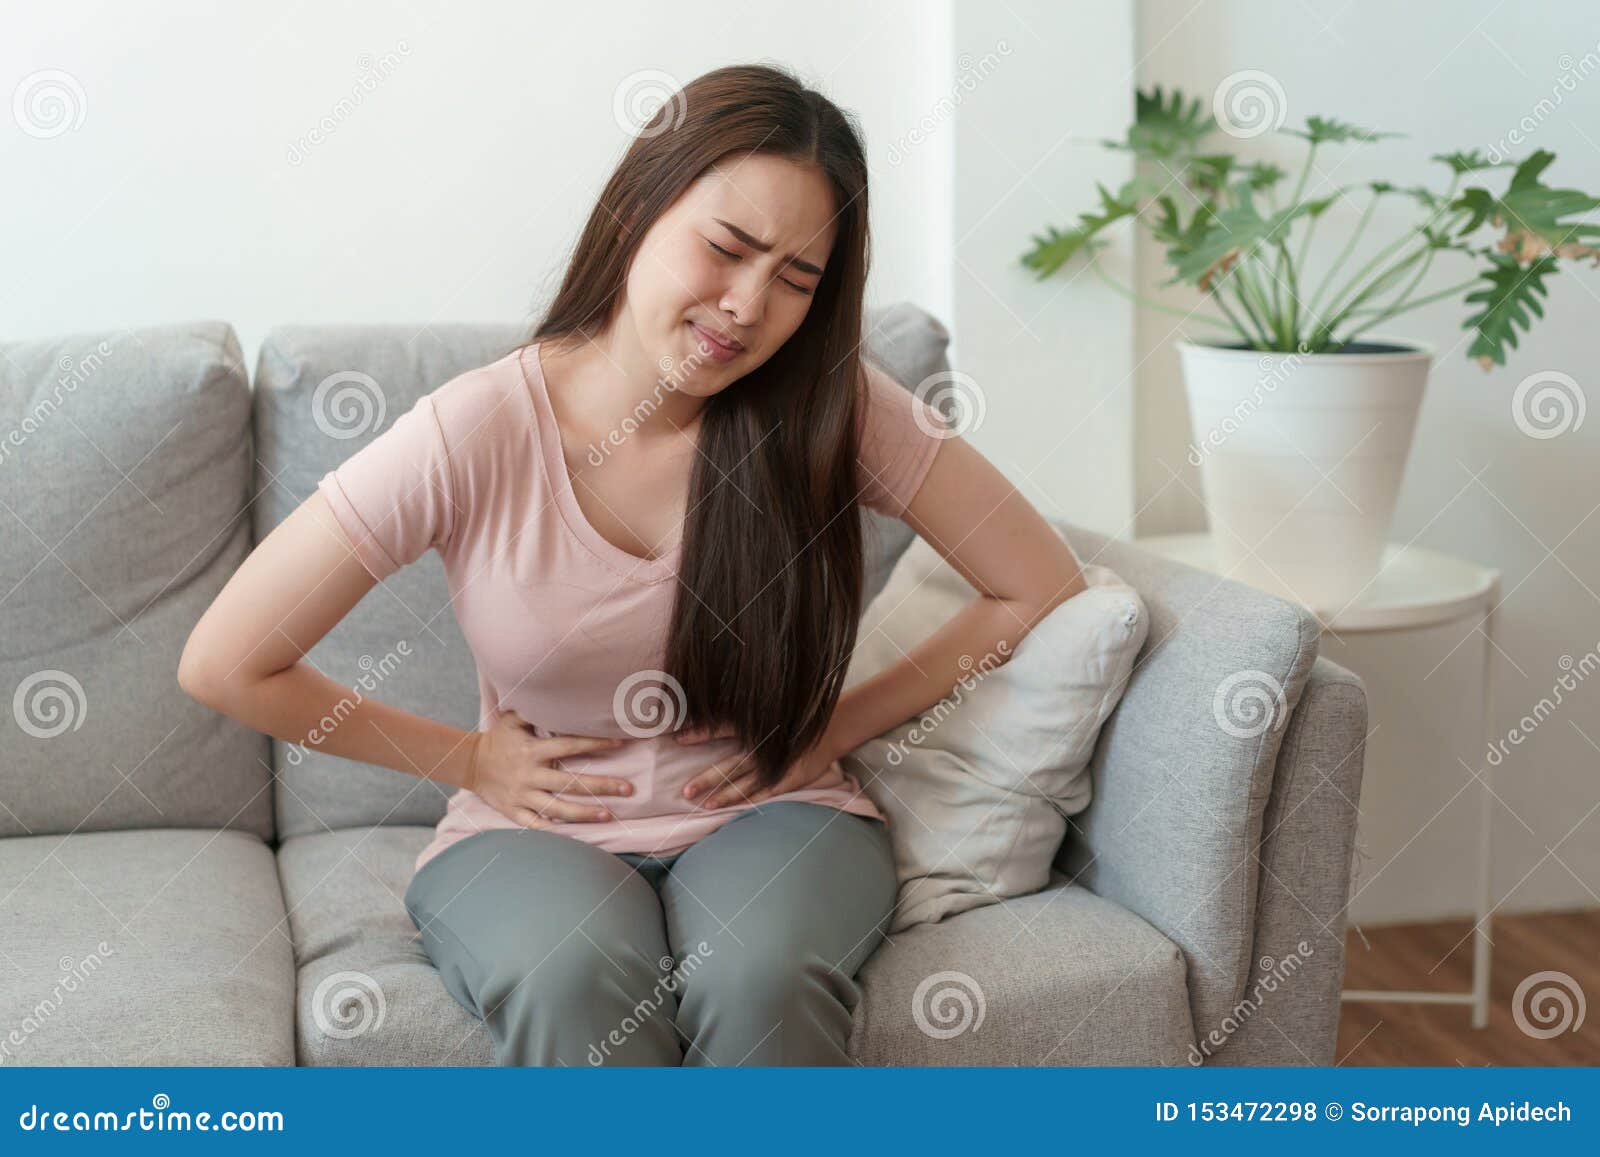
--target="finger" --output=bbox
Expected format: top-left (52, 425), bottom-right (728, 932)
top-left (703, 770), bottom-right (761, 809)
top-left (682, 751), bottom-right (755, 799)
top-left (535, 768), bottom-right (635, 797)
top-left (524, 791), bottom-right (613, 823)
top-left (540, 734), bottom-right (628, 758)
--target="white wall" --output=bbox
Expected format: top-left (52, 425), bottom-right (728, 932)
top-left (2, 0), bottom-right (951, 366)
top-left (1134, 0), bottom-right (1600, 923)
top-left (5, 0), bottom-right (1137, 533)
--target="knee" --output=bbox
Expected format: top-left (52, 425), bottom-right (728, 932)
top-left (682, 940), bottom-right (853, 1021)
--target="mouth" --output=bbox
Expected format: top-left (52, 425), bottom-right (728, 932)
top-left (687, 321), bottom-right (745, 359)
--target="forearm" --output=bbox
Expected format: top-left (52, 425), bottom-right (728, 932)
top-left (191, 661), bottom-right (478, 789)
top-left (827, 594), bottom-right (1057, 757)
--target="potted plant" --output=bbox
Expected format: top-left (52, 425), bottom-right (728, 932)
top-left (1023, 87), bottom-right (1600, 608)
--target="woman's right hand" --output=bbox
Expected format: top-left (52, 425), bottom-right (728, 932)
top-left (468, 708), bottom-right (635, 828)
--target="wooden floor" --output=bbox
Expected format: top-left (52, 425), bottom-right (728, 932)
top-left (1336, 906), bottom-right (1600, 1065)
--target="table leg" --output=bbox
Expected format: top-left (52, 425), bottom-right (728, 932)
top-left (1471, 588), bottom-right (1498, 1029)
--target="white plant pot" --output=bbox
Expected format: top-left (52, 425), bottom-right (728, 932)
top-left (1177, 336), bottom-right (1431, 611)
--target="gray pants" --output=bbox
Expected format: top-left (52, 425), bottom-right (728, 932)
top-left (403, 800), bottom-right (897, 1066)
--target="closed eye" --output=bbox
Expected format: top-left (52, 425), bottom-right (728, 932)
top-left (704, 239), bottom-right (814, 295)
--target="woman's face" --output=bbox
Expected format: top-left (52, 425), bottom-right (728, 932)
top-left (623, 152), bottom-right (838, 395)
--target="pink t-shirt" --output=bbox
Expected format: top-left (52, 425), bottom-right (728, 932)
top-left (318, 341), bottom-right (947, 875)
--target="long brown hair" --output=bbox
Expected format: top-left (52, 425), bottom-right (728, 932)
top-left (516, 63), bottom-right (871, 789)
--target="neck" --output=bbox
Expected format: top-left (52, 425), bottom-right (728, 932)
top-left (549, 323), bottom-right (707, 445)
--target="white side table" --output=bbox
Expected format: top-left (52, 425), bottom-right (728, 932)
top-left (1135, 532), bottom-right (1502, 1029)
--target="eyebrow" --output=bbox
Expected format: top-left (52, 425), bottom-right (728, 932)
top-left (712, 218), bottom-right (826, 277)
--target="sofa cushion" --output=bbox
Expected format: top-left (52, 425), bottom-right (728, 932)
top-left (277, 826), bottom-right (1191, 1066)
top-left (0, 828), bottom-right (293, 1064)
top-left (851, 873), bottom-right (1196, 1064)
top-left (842, 530), bottom-right (1147, 931)
top-left (252, 304), bottom-right (953, 839)
top-left (276, 826), bottom-right (495, 1065)
top-left (0, 322), bottom-right (272, 840)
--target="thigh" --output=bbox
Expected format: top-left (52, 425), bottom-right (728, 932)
top-left (659, 802), bottom-right (897, 978)
top-left (404, 830), bottom-right (674, 1043)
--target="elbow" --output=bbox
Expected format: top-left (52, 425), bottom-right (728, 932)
top-left (177, 636), bottom-right (235, 710)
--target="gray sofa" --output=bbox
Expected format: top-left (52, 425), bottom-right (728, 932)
top-left (0, 305), bottom-right (1367, 1066)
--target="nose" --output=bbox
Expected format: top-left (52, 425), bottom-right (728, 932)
top-left (719, 267), bottom-right (770, 329)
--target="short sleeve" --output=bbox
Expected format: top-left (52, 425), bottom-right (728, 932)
top-left (317, 393), bottom-right (456, 581)
top-left (854, 359), bottom-right (949, 519)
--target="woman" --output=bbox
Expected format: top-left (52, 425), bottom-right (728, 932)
top-left (179, 63), bottom-right (1084, 1066)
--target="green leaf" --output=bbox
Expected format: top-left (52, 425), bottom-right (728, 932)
top-left (1432, 150), bottom-right (1518, 176)
top-left (1282, 116), bottom-right (1404, 145)
top-left (1451, 149), bottom-right (1600, 260)
top-left (1462, 251), bottom-right (1558, 369)
top-left (1370, 180), bottom-right (1444, 209)
top-left (1020, 182), bottom-right (1140, 278)
top-left (1165, 199), bottom-right (1312, 288)
top-left (1103, 86), bottom-right (1214, 160)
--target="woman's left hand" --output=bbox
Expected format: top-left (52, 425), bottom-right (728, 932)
top-left (676, 725), bottom-right (844, 809)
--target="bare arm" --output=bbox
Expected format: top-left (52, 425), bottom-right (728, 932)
top-left (824, 432), bottom-right (1087, 757)
top-left (176, 490), bottom-right (480, 790)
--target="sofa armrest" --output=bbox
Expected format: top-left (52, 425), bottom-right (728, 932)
top-left (1050, 522), bottom-right (1322, 1052)
top-left (1202, 656), bottom-right (1368, 1064)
